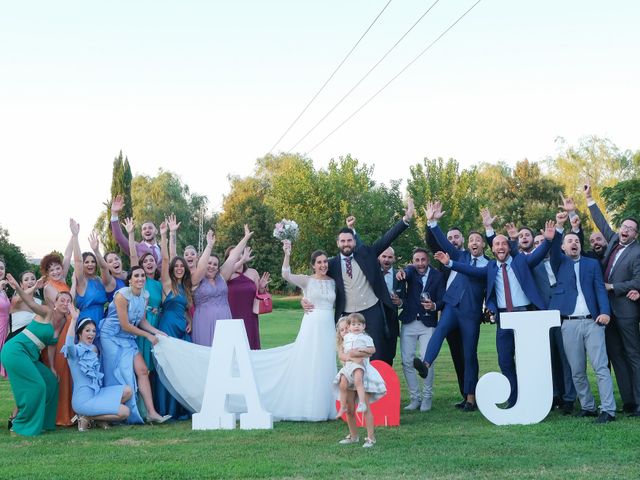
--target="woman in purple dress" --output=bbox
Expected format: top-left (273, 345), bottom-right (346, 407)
top-left (191, 227), bottom-right (253, 347)
top-left (225, 232), bottom-right (270, 350)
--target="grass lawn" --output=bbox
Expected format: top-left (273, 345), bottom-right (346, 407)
top-left (1, 298), bottom-right (639, 479)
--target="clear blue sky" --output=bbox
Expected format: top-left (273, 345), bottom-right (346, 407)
top-left (2, 0), bottom-right (638, 257)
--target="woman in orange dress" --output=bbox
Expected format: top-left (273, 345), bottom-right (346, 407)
top-left (39, 228), bottom-right (76, 427)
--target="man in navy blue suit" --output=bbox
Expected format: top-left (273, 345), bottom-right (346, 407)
top-left (549, 226), bottom-right (616, 423)
top-left (432, 220), bottom-right (559, 407)
top-left (397, 248), bottom-right (445, 412)
top-left (414, 202), bottom-right (488, 411)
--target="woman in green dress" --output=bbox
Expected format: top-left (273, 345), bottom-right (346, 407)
top-left (2, 274), bottom-right (71, 436)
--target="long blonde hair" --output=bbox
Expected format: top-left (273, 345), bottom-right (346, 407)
top-left (335, 317), bottom-right (349, 352)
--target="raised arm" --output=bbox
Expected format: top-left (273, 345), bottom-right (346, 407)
top-left (167, 214), bottom-right (181, 261)
top-left (123, 217), bottom-right (140, 266)
top-left (61, 235), bottom-right (74, 278)
top-left (584, 180), bottom-right (616, 241)
top-left (89, 231), bottom-right (116, 292)
top-left (371, 197), bottom-right (413, 256)
top-left (6, 274), bottom-right (50, 318)
top-left (191, 230), bottom-right (215, 285)
top-left (110, 194), bottom-right (135, 256)
top-left (219, 225), bottom-right (254, 281)
top-left (70, 219), bottom-right (87, 293)
top-left (159, 220), bottom-right (172, 293)
top-left (525, 220), bottom-right (557, 268)
top-left (280, 240), bottom-right (309, 290)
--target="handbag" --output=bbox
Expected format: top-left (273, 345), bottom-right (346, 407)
top-left (253, 292), bottom-right (273, 315)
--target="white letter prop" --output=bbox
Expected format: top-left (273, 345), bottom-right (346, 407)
top-left (192, 320), bottom-right (273, 430)
top-left (476, 310), bottom-right (561, 425)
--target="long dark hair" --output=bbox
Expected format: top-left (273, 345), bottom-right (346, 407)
top-left (169, 256), bottom-right (193, 306)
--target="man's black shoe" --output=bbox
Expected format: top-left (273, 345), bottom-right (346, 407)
top-left (595, 412), bottom-right (615, 424)
top-left (575, 409), bottom-right (598, 418)
top-left (623, 403), bottom-right (638, 414)
top-left (454, 399), bottom-right (466, 409)
top-left (413, 357), bottom-right (429, 379)
top-left (462, 402), bottom-right (477, 412)
top-left (561, 401), bottom-right (574, 415)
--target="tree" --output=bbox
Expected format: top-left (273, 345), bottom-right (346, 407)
top-left (0, 225), bottom-right (35, 280)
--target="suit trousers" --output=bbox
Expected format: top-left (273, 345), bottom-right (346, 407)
top-left (550, 326), bottom-right (577, 403)
top-left (561, 319), bottom-right (616, 415)
top-left (605, 314), bottom-right (640, 406)
top-left (400, 320), bottom-right (435, 401)
top-left (423, 305), bottom-right (479, 395)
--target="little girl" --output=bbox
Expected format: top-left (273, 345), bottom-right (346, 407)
top-left (334, 313), bottom-right (387, 448)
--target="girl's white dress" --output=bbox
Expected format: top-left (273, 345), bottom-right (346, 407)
top-left (153, 273), bottom-right (338, 421)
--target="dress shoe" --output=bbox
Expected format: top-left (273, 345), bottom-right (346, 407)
top-left (420, 397), bottom-right (432, 412)
top-left (595, 412), bottom-right (615, 424)
top-left (404, 399), bottom-right (421, 411)
top-left (146, 414), bottom-right (172, 424)
top-left (561, 401), bottom-right (575, 415)
top-left (462, 402), bottom-right (477, 412)
top-left (454, 399), bottom-right (466, 409)
top-left (623, 403), bottom-right (638, 414)
top-left (413, 357), bottom-right (428, 379)
top-left (630, 407), bottom-right (640, 417)
top-left (575, 409), bottom-right (598, 418)
top-left (551, 396), bottom-right (561, 409)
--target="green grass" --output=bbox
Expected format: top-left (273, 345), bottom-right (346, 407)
top-left (1, 298), bottom-right (639, 479)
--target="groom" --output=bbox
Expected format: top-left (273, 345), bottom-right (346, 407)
top-left (329, 198), bottom-right (415, 366)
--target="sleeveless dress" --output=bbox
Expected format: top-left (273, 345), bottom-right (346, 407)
top-left (99, 287), bottom-right (149, 424)
top-left (7, 297), bottom-right (41, 340)
top-left (227, 273), bottom-right (260, 349)
top-left (41, 278), bottom-right (76, 426)
top-left (0, 290), bottom-right (11, 377)
top-left (192, 275), bottom-right (232, 347)
top-left (75, 277), bottom-right (108, 326)
top-left (137, 277), bottom-right (162, 371)
top-left (106, 277), bottom-right (127, 303)
top-left (153, 275), bottom-right (338, 421)
top-left (155, 285), bottom-right (191, 418)
top-left (62, 336), bottom-right (125, 416)
top-left (1, 321), bottom-right (59, 436)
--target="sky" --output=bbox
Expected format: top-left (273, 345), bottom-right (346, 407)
top-left (1, 0), bottom-right (639, 258)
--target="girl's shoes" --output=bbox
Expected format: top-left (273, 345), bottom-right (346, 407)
top-left (338, 435), bottom-right (360, 445)
top-left (363, 437), bottom-right (376, 448)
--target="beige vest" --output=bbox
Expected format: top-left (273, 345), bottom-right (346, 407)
top-left (342, 257), bottom-right (378, 313)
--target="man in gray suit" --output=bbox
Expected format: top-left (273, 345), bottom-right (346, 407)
top-left (585, 181), bottom-right (640, 415)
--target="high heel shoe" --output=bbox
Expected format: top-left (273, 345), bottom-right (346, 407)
top-left (146, 414), bottom-right (172, 424)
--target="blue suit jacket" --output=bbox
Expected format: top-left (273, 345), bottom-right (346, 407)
top-left (450, 234), bottom-right (559, 313)
top-left (429, 224), bottom-right (486, 316)
top-left (398, 265), bottom-right (445, 327)
top-left (549, 234), bottom-right (610, 317)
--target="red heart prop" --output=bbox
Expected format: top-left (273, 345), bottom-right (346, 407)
top-left (335, 360), bottom-right (401, 426)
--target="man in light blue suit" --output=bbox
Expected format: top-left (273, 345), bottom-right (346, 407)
top-left (433, 220), bottom-right (559, 407)
top-left (549, 226), bottom-right (615, 423)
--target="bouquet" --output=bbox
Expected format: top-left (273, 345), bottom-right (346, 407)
top-left (273, 219), bottom-right (299, 242)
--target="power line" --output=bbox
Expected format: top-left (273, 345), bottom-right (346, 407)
top-left (288, 0), bottom-right (442, 153)
top-left (267, 0), bottom-right (394, 154)
top-left (306, 0), bottom-right (483, 155)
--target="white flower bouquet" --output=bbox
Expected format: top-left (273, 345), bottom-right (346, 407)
top-left (273, 219), bottom-right (299, 242)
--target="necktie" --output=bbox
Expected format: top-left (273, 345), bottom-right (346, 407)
top-left (344, 257), bottom-right (353, 279)
top-left (603, 243), bottom-right (623, 282)
top-left (472, 257), bottom-right (478, 267)
top-left (501, 263), bottom-right (514, 312)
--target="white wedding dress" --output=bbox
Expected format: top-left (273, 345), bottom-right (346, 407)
top-left (153, 273), bottom-right (338, 422)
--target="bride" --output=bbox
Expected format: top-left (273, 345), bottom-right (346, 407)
top-left (153, 240), bottom-right (338, 421)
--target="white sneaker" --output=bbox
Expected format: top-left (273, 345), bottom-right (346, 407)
top-left (420, 397), bottom-right (433, 412)
top-left (362, 437), bottom-right (376, 448)
top-left (356, 402), bottom-right (367, 413)
top-left (404, 399), bottom-right (421, 411)
top-left (338, 435), bottom-right (360, 445)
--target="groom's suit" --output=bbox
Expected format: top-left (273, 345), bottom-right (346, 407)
top-left (328, 219), bottom-right (409, 365)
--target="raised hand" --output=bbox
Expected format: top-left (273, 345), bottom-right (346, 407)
top-left (35, 276), bottom-right (46, 290)
top-left (111, 194), bottom-right (125, 215)
top-left (481, 208), bottom-right (498, 229)
top-left (558, 193), bottom-right (576, 212)
top-left (5, 273), bottom-right (18, 290)
top-left (206, 229), bottom-right (215, 248)
top-left (167, 214), bottom-right (181, 233)
top-left (555, 211), bottom-right (569, 227)
top-left (434, 251), bottom-right (450, 265)
top-left (241, 247), bottom-right (255, 264)
top-left (159, 220), bottom-right (168, 236)
top-left (122, 217), bottom-right (135, 234)
top-left (68, 303), bottom-right (79, 321)
top-left (403, 196), bottom-right (415, 222)
top-left (259, 272), bottom-right (271, 290)
top-left (583, 178), bottom-right (593, 200)
top-left (570, 214), bottom-right (581, 231)
top-left (504, 222), bottom-right (518, 239)
top-left (88, 231), bottom-right (100, 251)
top-left (543, 220), bottom-right (557, 241)
top-left (282, 239), bottom-right (292, 255)
top-left (243, 224), bottom-right (254, 240)
top-left (70, 218), bottom-right (80, 236)
top-left (346, 216), bottom-right (356, 230)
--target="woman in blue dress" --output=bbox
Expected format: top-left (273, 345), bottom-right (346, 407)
top-left (100, 265), bottom-right (170, 424)
top-left (72, 223), bottom-right (108, 327)
top-left (62, 303), bottom-right (132, 431)
top-left (155, 219), bottom-right (193, 418)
